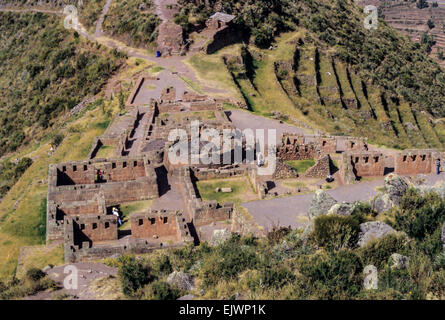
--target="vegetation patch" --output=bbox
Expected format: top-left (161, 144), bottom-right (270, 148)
top-left (285, 159), bottom-right (315, 174)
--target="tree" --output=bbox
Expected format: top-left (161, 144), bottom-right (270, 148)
top-left (417, 0), bottom-right (429, 9)
top-left (427, 19), bottom-right (435, 29)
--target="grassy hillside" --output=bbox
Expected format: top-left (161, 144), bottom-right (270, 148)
top-left (0, 54), bottom-right (157, 279)
top-left (184, 0), bottom-right (445, 148)
top-left (102, 0), bottom-right (160, 48)
top-left (0, 12), bottom-right (124, 155)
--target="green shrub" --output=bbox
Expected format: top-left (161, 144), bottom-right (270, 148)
top-left (143, 281), bottom-right (181, 300)
top-left (26, 268), bottom-right (45, 282)
top-left (297, 250), bottom-right (363, 299)
top-left (395, 189), bottom-right (445, 240)
top-left (379, 267), bottom-right (423, 299)
top-left (434, 251), bottom-right (445, 269)
top-left (358, 234), bottom-right (408, 269)
top-left (199, 235), bottom-right (259, 287)
top-left (311, 215), bottom-right (360, 250)
top-left (258, 267), bottom-right (295, 289)
top-left (50, 133), bottom-right (64, 148)
top-left (152, 254), bottom-right (173, 276)
top-left (118, 255), bottom-right (154, 297)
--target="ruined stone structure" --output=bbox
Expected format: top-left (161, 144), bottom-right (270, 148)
top-left (348, 152), bottom-right (385, 178)
top-left (64, 210), bottom-right (193, 263)
top-left (156, 21), bottom-right (184, 56)
top-left (394, 150), bottom-right (435, 175)
top-left (47, 79), bottom-right (445, 265)
top-left (47, 157), bottom-right (158, 242)
top-left (305, 155), bottom-right (331, 178)
top-left (180, 167), bottom-right (234, 228)
top-left (343, 137), bottom-right (369, 152)
top-left (316, 136), bottom-right (337, 154)
top-left (277, 139), bottom-right (318, 161)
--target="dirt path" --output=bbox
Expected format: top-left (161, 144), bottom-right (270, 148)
top-left (0, 5), bottom-right (226, 98)
top-left (94, 0), bottom-right (113, 37)
top-left (24, 262), bottom-right (121, 300)
top-left (127, 107), bottom-right (151, 156)
top-left (242, 172), bottom-right (445, 231)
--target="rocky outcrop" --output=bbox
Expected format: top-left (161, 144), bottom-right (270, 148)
top-left (357, 221), bottom-right (396, 247)
top-left (210, 229), bottom-right (232, 246)
top-left (371, 193), bottom-right (392, 214)
top-left (384, 174), bottom-right (409, 206)
top-left (390, 253), bottom-right (409, 270)
top-left (328, 202), bottom-right (356, 216)
top-left (416, 181), bottom-right (445, 199)
top-left (308, 190), bottom-right (337, 220)
top-left (166, 271), bottom-right (194, 291)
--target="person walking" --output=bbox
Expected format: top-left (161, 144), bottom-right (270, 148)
top-left (112, 207), bottom-right (122, 226)
top-left (436, 158), bottom-right (441, 175)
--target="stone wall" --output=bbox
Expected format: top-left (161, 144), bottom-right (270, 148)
top-left (180, 167), bottom-right (234, 227)
top-left (277, 142), bottom-right (318, 161)
top-left (316, 136), bottom-right (337, 154)
top-left (64, 211), bottom-right (193, 263)
top-left (305, 155), bottom-right (331, 178)
top-left (68, 214), bottom-right (118, 247)
top-left (160, 86), bottom-right (176, 103)
top-left (182, 91), bottom-right (208, 102)
top-left (394, 150), bottom-right (435, 175)
top-left (130, 210), bottom-right (182, 241)
top-left (349, 152), bottom-right (385, 178)
top-left (343, 137), bottom-right (369, 152)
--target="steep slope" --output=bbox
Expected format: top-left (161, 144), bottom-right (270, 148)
top-left (102, 0), bottom-right (160, 48)
top-left (0, 11), bottom-right (124, 154)
top-left (181, 0), bottom-right (445, 148)
top-left (359, 0), bottom-right (445, 67)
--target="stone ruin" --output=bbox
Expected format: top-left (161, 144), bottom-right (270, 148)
top-left (47, 86), bottom-right (250, 262)
top-left (64, 209), bottom-right (194, 263)
top-left (278, 133), bottom-right (444, 183)
top-left (47, 81), bottom-right (445, 263)
top-left (47, 156), bottom-right (158, 243)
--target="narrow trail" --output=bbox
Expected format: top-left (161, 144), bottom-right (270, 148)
top-left (94, 0), bottom-right (113, 37)
top-left (0, 5), bottom-right (227, 97)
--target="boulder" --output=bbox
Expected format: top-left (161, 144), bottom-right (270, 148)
top-left (371, 193), bottom-right (392, 213)
top-left (300, 222), bottom-right (314, 243)
top-left (210, 229), bottom-right (231, 246)
top-left (363, 265), bottom-right (378, 290)
top-left (328, 202), bottom-right (355, 216)
top-left (390, 253), bottom-right (409, 270)
top-left (357, 221), bottom-right (396, 247)
top-left (384, 174), bottom-right (409, 206)
top-left (221, 187), bottom-right (232, 193)
top-left (166, 271), bottom-right (194, 291)
top-left (416, 181), bottom-right (445, 199)
top-left (177, 294), bottom-right (195, 300)
top-left (308, 190), bottom-right (337, 220)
